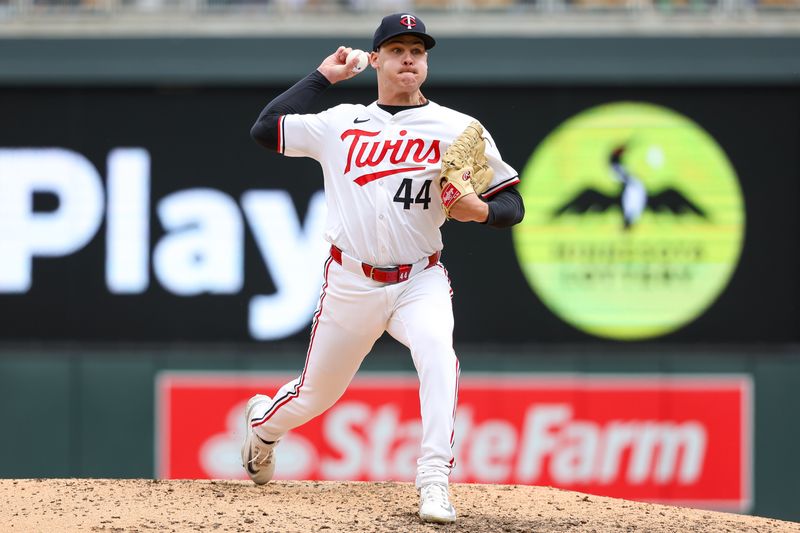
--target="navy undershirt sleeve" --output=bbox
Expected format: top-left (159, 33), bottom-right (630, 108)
top-left (484, 186), bottom-right (525, 228)
top-left (250, 70), bottom-right (331, 151)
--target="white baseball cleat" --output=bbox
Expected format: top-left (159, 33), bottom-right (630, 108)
top-left (240, 394), bottom-right (277, 485)
top-left (418, 482), bottom-right (457, 523)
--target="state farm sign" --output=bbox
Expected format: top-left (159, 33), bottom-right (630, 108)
top-left (156, 373), bottom-right (752, 511)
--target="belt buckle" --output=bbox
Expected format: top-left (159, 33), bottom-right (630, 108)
top-left (370, 266), bottom-right (393, 283)
top-left (367, 264), bottom-right (410, 283)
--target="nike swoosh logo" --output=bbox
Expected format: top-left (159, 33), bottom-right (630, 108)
top-left (354, 117), bottom-right (370, 124)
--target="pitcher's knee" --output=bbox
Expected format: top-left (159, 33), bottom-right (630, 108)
top-left (415, 346), bottom-right (458, 375)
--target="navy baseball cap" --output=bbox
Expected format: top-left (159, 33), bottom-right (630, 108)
top-left (372, 13), bottom-right (436, 51)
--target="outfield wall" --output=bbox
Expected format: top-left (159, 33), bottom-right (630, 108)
top-left (0, 345), bottom-right (798, 520)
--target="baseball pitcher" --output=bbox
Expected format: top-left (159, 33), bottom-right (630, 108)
top-left (242, 13), bottom-right (524, 524)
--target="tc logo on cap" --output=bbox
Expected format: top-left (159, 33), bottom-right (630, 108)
top-left (400, 14), bottom-right (417, 29)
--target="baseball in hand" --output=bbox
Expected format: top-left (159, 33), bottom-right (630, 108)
top-left (347, 49), bottom-right (369, 72)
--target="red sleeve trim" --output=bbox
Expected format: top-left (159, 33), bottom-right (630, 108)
top-left (481, 176), bottom-right (520, 198)
top-left (277, 115), bottom-right (285, 154)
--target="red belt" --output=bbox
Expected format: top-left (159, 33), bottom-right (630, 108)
top-left (330, 245), bottom-right (439, 284)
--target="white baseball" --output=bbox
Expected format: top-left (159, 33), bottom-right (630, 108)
top-left (347, 49), bottom-right (369, 73)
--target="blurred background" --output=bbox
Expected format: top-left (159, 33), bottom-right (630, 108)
top-left (1, 0), bottom-right (799, 523)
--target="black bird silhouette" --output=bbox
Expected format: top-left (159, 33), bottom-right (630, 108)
top-left (552, 146), bottom-right (707, 228)
top-left (552, 187), bottom-right (706, 219)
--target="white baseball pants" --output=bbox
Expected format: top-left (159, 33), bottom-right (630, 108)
top-left (250, 253), bottom-right (460, 488)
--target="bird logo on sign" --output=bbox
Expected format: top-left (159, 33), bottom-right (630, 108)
top-left (551, 144), bottom-right (708, 230)
top-left (400, 15), bottom-right (417, 29)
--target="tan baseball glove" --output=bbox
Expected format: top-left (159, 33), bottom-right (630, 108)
top-left (439, 121), bottom-right (494, 218)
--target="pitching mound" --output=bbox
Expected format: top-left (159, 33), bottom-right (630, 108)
top-left (2, 479), bottom-right (798, 532)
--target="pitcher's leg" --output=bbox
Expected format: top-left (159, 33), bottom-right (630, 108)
top-left (387, 266), bottom-right (460, 489)
top-left (251, 260), bottom-right (386, 442)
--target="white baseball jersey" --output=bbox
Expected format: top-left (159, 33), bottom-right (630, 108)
top-left (278, 100), bottom-right (519, 266)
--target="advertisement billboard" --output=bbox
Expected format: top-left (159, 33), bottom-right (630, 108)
top-left (1, 86), bottom-right (797, 343)
top-left (515, 102), bottom-right (745, 340)
top-left (156, 372), bottom-right (753, 511)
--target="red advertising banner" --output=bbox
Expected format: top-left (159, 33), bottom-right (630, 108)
top-left (156, 373), bottom-right (752, 511)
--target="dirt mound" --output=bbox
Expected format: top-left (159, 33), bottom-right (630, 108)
top-left (2, 479), bottom-right (797, 533)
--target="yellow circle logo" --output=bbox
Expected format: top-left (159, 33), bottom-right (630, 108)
top-left (513, 102), bottom-right (745, 340)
